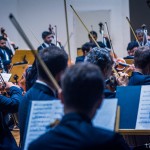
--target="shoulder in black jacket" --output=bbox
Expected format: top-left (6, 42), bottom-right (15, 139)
top-left (128, 72), bottom-right (150, 86)
top-left (28, 113), bottom-right (130, 150)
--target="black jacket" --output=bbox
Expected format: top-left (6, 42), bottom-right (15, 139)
top-left (37, 43), bottom-right (55, 52)
top-left (128, 72), bottom-right (150, 86)
top-left (0, 86), bottom-right (22, 148)
top-left (0, 47), bottom-right (13, 72)
top-left (28, 113), bottom-right (130, 150)
top-left (19, 82), bottom-right (56, 146)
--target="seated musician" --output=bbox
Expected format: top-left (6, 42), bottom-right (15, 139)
top-left (135, 28), bottom-right (150, 46)
top-left (28, 63), bottom-right (130, 150)
top-left (19, 46), bottom-right (68, 146)
top-left (128, 46), bottom-right (150, 85)
top-left (37, 31), bottom-right (55, 51)
top-left (25, 60), bottom-right (37, 91)
top-left (84, 31), bottom-right (106, 49)
top-left (0, 36), bottom-right (13, 72)
top-left (75, 42), bottom-right (93, 63)
top-left (0, 82), bottom-right (23, 150)
top-left (84, 47), bottom-right (128, 98)
top-left (124, 41), bottom-right (139, 59)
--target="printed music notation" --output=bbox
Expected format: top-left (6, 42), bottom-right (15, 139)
top-left (136, 86), bottom-right (150, 129)
top-left (23, 100), bottom-right (63, 150)
top-left (93, 98), bottom-right (118, 131)
top-left (24, 99), bottom-right (118, 150)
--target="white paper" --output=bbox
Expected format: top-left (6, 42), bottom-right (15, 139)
top-left (23, 100), bottom-right (64, 150)
top-left (136, 86), bottom-right (150, 129)
top-left (0, 73), bottom-right (11, 82)
top-left (24, 99), bottom-right (118, 150)
top-left (92, 98), bottom-right (118, 131)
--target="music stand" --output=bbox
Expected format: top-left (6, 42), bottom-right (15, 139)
top-left (12, 50), bottom-right (36, 65)
top-left (9, 64), bottom-right (28, 83)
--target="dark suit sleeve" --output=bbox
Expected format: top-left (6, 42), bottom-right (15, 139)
top-left (112, 133), bottom-right (131, 150)
top-left (0, 86), bottom-right (22, 113)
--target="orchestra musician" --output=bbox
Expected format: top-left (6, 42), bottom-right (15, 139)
top-left (0, 36), bottom-right (13, 72)
top-left (0, 82), bottom-right (22, 150)
top-left (19, 46), bottom-right (68, 146)
top-left (128, 46), bottom-right (150, 86)
top-left (28, 63), bottom-right (130, 150)
top-left (75, 42), bottom-right (93, 63)
top-left (37, 31), bottom-right (55, 51)
top-left (135, 28), bottom-right (150, 46)
top-left (124, 41), bottom-right (139, 59)
top-left (84, 31), bottom-right (106, 48)
top-left (84, 47), bottom-right (129, 98)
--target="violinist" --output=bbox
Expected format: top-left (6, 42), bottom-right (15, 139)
top-left (0, 36), bottom-right (13, 72)
top-left (128, 46), bottom-right (150, 86)
top-left (19, 46), bottom-right (68, 147)
top-left (28, 63), bottom-right (130, 150)
top-left (124, 41), bottom-right (139, 59)
top-left (75, 42), bottom-right (93, 63)
top-left (37, 31), bottom-right (55, 51)
top-left (0, 81), bottom-right (22, 150)
top-left (85, 47), bottom-right (129, 98)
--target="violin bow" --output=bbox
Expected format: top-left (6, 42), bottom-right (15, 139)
top-left (64, 0), bottom-right (71, 60)
top-left (9, 13), bottom-right (61, 93)
top-left (104, 22), bottom-right (116, 58)
top-left (70, 5), bottom-right (119, 77)
top-left (70, 5), bottom-right (100, 48)
top-left (126, 17), bottom-right (141, 47)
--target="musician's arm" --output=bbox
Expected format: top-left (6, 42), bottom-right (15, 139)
top-left (0, 86), bottom-right (22, 113)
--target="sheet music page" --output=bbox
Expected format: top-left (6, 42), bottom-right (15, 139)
top-left (92, 98), bottom-right (118, 131)
top-left (0, 73), bottom-right (11, 82)
top-left (136, 86), bottom-right (150, 129)
top-left (24, 100), bottom-right (63, 150)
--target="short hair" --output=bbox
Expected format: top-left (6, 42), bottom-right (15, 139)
top-left (135, 29), bottom-right (144, 36)
top-left (37, 46), bottom-right (68, 81)
top-left (81, 42), bottom-right (93, 53)
top-left (61, 63), bottom-right (104, 113)
top-left (88, 31), bottom-right (97, 38)
top-left (42, 31), bottom-right (51, 39)
top-left (127, 41), bottom-right (139, 51)
top-left (0, 36), bottom-right (6, 41)
top-left (84, 47), bottom-right (114, 73)
top-left (134, 46), bottom-right (150, 74)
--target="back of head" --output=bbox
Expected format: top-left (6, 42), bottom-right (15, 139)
top-left (134, 46), bottom-right (150, 74)
top-left (61, 63), bottom-right (104, 114)
top-left (81, 42), bottom-right (93, 54)
top-left (84, 47), bottom-right (113, 78)
top-left (37, 46), bottom-right (68, 81)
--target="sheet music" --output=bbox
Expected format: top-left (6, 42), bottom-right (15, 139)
top-left (136, 86), bottom-right (150, 129)
top-left (0, 73), bottom-right (11, 82)
top-left (93, 98), bottom-right (118, 131)
top-left (24, 100), bottom-right (63, 150)
top-left (24, 99), bottom-right (118, 150)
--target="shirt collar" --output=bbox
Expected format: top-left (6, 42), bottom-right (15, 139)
top-left (36, 80), bottom-right (56, 96)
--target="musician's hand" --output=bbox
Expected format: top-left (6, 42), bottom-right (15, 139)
top-left (5, 82), bottom-right (20, 90)
top-left (125, 64), bottom-right (135, 74)
top-left (116, 72), bottom-right (129, 86)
